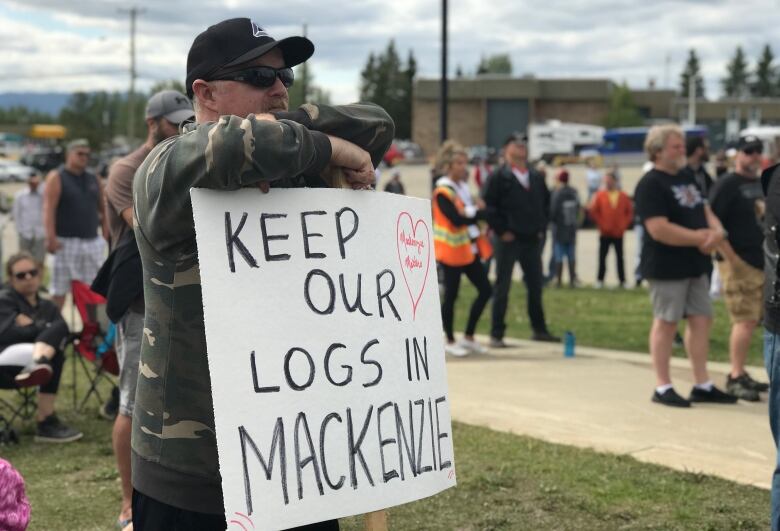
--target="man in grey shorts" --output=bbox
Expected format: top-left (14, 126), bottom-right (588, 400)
top-left (104, 89), bottom-right (194, 530)
top-left (635, 124), bottom-right (737, 408)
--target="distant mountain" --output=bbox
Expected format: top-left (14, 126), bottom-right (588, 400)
top-left (0, 92), bottom-right (72, 116)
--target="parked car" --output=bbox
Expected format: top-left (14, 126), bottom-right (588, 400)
top-left (0, 159), bottom-right (38, 182)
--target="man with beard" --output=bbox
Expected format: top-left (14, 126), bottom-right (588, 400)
top-left (130, 18), bottom-right (393, 530)
top-left (104, 89), bottom-right (194, 531)
top-left (681, 135), bottom-right (714, 197)
top-left (709, 135), bottom-right (770, 402)
top-left (635, 124), bottom-right (736, 408)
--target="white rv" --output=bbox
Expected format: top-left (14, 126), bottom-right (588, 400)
top-left (739, 126), bottom-right (780, 162)
top-left (528, 121), bottom-right (605, 162)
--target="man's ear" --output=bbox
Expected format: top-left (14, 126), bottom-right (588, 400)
top-left (192, 79), bottom-right (217, 113)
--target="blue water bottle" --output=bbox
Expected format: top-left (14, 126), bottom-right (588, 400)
top-left (564, 331), bottom-right (575, 358)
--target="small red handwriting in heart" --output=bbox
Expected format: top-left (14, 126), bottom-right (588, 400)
top-left (396, 212), bottom-right (431, 320)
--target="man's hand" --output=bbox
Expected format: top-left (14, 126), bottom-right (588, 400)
top-left (15, 314), bottom-right (33, 327)
top-left (328, 136), bottom-right (374, 190)
top-left (476, 198), bottom-right (486, 209)
top-left (697, 228), bottom-right (724, 255)
top-left (500, 232), bottom-right (515, 242)
top-left (45, 235), bottom-right (61, 253)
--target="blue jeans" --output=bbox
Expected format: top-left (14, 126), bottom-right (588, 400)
top-left (764, 329), bottom-right (780, 530)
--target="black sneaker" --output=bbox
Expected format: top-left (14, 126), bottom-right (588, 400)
top-left (725, 374), bottom-right (761, 401)
top-left (652, 388), bottom-right (691, 408)
top-left (99, 386), bottom-right (120, 421)
top-left (689, 385), bottom-right (738, 404)
top-left (532, 331), bottom-right (561, 343)
top-left (14, 363), bottom-right (53, 387)
top-left (489, 337), bottom-right (509, 348)
top-left (740, 371), bottom-right (770, 393)
top-left (35, 414), bottom-right (83, 443)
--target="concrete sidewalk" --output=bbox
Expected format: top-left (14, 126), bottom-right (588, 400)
top-left (446, 337), bottom-right (775, 489)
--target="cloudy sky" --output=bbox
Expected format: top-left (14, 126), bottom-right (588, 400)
top-left (1, 0), bottom-right (778, 103)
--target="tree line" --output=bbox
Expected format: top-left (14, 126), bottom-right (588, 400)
top-left (682, 44), bottom-right (779, 98)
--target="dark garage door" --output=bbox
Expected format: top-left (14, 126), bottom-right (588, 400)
top-left (486, 99), bottom-right (529, 150)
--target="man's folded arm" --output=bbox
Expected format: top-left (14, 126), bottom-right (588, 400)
top-left (274, 102), bottom-right (395, 168)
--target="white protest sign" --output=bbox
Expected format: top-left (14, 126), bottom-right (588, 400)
top-left (191, 188), bottom-right (456, 530)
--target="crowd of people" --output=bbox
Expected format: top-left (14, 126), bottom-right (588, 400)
top-left (0, 14), bottom-right (779, 530)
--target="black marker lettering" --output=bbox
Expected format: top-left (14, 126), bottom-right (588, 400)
top-left (301, 211), bottom-right (327, 259)
top-left (335, 207), bottom-right (359, 259)
top-left (294, 412), bottom-right (324, 500)
top-left (283, 348), bottom-right (315, 391)
top-left (238, 420), bottom-right (288, 512)
top-left (225, 212), bottom-right (258, 273)
top-left (338, 273), bottom-right (372, 316)
top-left (304, 269), bottom-right (336, 315)
top-left (319, 412), bottom-right (345, 490)
top-left (435, 396), bottom-right (452, 470)
top-left (376, 269), bottom-right (401, 321)
top-left (360, 339), bottom-right (382, 388)
top-left (346, 406), bottom-right (375, 489)
top-left (260, 213), bottom-right (291, 262)
top-left (250, 350), bottom-right (280, 393)
top-left (324, 343), bottom-right (352, 387)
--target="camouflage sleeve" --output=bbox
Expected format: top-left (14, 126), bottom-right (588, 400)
top-left (133, 114), bottom-right (332, 259)
top-left (274, 102), bottom-right (395, 168)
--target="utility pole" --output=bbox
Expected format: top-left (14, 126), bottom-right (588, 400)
top-left (664, 53), bottom-right (671, 89)
top-left (440, 0), bottom-right (448, 143)
top-left (687, 69), bottom-right (696, 125)
top-left (301, 22), bottom-right (308, 102)
top-left (120, 7), bottom-right (145, 142)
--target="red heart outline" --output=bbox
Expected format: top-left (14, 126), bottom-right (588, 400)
top-left (396, 211), bottom-right (431, 320)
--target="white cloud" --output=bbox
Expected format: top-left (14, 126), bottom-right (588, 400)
top-left (0, 0), bottom-right (778, 102)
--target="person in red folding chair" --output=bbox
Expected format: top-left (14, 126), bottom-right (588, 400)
top-left (0, 251), bottom-right (82, 442)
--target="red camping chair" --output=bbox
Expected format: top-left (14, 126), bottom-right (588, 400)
top-left (70, 280), bottom-right (119, 412)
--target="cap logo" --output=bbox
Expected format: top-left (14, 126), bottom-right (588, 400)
top-left (174, 96), bottom-right (188, 105)
top-left (250, 21), bottom-right (269, 38)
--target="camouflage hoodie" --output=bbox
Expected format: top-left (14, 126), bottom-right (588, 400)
top-left (131, 102), bottom-right (393, 513)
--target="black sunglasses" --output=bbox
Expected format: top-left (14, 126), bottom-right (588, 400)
top-left (13, 269), bottom-right (38, 280)
top-left (212, 66), bottom-right (294, 89)
top-left (743, 147), bottom-right (763, 156)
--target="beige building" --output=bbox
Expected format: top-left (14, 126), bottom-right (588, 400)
top-left (412, 76), bottom-right (780, 156)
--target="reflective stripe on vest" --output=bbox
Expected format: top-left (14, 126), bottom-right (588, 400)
top-left (432, 185), bottom-right (475, 267)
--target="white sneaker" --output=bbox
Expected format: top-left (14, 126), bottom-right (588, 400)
top-left (595, 281), bottom-right (604, 289)
top-left (458, 338), bottom-right (487, 355)
top-left (445, 343), bottom-right (470, 357)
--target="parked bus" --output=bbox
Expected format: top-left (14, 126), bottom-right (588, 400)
top-left (599, 125), bottom-right (708, 156)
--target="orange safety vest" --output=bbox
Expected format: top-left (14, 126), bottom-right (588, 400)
top-left (432, 185), bottom-right (477, 267)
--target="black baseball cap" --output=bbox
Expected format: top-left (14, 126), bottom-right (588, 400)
top-left (737, 134), bottom-right (763, 152)
top-left (186, 18), bottom-right (314, 97)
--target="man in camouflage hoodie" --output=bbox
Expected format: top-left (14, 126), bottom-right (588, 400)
top-left (131, 18), bottom-right (393, 530)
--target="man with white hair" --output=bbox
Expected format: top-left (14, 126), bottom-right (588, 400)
top-left (635, 124), bottom-right (736, 408)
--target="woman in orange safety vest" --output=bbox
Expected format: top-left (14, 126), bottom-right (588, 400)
top-left (432, 141), bottom-right (493, 357)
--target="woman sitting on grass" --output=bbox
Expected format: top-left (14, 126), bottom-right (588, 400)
top-left (0, 251), bottom-right (81, 442)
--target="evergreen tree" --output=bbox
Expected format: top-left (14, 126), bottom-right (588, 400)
top-left (679, 49), bottom-right (705, 98)
top-left (752, 44), bottom-right (776, 97)
top-left (722, 45), bottom-right (750, 98)
top-left (359, 41), bottom-right (416, 138)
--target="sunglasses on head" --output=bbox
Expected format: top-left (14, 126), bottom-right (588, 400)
top-left (743, 147), bottom-right (763, 156)
top-left (13, 269), bottom-right (38, 280)
top-left (212, 66), bottom-right (294, 89)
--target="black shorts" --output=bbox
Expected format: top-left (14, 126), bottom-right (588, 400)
top-left (132, 489), bottom-right (340, 531)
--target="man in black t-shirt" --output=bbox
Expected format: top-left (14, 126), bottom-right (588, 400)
top-left (635, 124), bottom-right (736, 408)
top-left (710, 135), bottom-right (770, 402)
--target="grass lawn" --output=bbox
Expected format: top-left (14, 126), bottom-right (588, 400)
top-left (0, 285), bottom-right (769, 530)
top-left (0, 376), bottom-right (769, 531)
top-left (453, 281), bottom-right (765, 367)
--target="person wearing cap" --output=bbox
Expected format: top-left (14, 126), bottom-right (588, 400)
top-left (588, 171), bottom-right (633, 288)
top-left (709, 135), bottom-right (770, 402)
top-left (635, 124), bottom-right (735, 408)
top-left (482, 134), bottom-right (559, 345)
top-left (103, 89), bottom-right (194, 531)
top-left (130, 18), bottom-right (393, 530)
top-left (42, 138), bottom-right (108, 309)
top-left (760, 160), bottom-right (780, 529)
top-left (549, 169), bottom-right (581, 288)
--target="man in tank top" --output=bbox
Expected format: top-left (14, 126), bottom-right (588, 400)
top-left (42, 139), bottom-right (108, 309)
